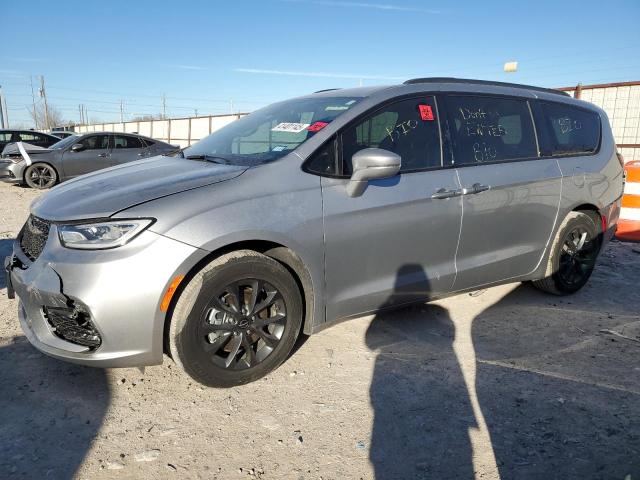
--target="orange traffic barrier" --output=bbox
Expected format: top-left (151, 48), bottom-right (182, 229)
top-left (616, 160), bottom-right (640, 242)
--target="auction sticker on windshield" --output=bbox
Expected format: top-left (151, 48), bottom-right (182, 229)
top-left (271, 123), bottom-right (310, 133)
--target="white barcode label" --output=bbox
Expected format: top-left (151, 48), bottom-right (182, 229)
top-left (271, 122), bottom-right (310, 133)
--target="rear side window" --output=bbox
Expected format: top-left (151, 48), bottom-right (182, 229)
top-left (539, 102), bottom-right (600, 156)
top-left (18, 132), bottom-right (38, 142)
top-left (113, 135), bottom-right (143, 149)
top-left (341, 96), bottom-right (441, 174)
top-left (445, 95), bottom-right (538, 165)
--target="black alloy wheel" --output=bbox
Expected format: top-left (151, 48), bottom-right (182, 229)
top-left (199, 279), bottom-right (287, 370)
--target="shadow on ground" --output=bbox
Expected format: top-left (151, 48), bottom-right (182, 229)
top-left (366, 252), bottom-right (640, 479)
top-left (0, 336), bottom-right (110, 479)
top-left (0, 239), bottom-right (14, 290)
top-left (366, 265), bottom-right (475, 478)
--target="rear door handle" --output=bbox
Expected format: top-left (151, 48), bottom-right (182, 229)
top-left (431, 187), bottom-right (462, 199)
top-left (98, 153), bottom-right (109, 158)
top-left (461, 183), bottom-right (490, 195)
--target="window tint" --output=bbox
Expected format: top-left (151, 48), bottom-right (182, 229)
top-left (113, 135), bottom-right (143, 149)
top-left (342, 97), bottom-right (441, 174)
top-left (142, 138), bottom-right (155, 147)
top-left (79, 135), bottom-right (110, 150)
top-left (539, 102), bottom-right (600, 155)
top-left (446, 95), bottom-right (538, 165)
top-left (0, 133), bottom-right (11, 142)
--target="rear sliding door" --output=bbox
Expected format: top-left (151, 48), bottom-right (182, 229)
top-left (443, 94), bottom-right (562, 291)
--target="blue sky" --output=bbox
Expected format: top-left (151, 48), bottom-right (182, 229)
top-left (2, 0), bottom-right (639, 127)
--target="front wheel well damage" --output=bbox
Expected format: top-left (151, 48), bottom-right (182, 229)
top-left (162, 240), bottom-right (314, 357)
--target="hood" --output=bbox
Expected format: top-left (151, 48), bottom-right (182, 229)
top-left (31, 156), bottom-right (246, 221)
top-left (1, 142), bottom-right (52, 156)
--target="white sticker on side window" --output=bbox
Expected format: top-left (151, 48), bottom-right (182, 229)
top-left (271, 122), bottom-right (310, 133)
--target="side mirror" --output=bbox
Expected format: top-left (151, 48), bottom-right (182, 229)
top-left (71, 143), bottom-right (85, 152)
top-left (346, 148), bottom-right (401, 197)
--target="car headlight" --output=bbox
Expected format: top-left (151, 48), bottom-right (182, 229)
top-left (57, 219), bottom-right (153, 250)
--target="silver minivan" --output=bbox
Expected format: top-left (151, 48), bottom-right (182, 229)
top-left (5, 78), bottom-right (624, 387)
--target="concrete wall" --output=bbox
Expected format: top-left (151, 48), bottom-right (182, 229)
top-left (73, 113), bottom-right (247, 148)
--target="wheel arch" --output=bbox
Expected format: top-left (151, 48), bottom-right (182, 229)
top-left (163, 239), bottom-right (317, 356)
top-left (529, 202), bottom-right (604, 282)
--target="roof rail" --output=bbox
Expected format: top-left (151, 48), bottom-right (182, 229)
top-left (402, 77), bottom-right (570, 97)
top-left (314, 88), bottom-right (341, 93)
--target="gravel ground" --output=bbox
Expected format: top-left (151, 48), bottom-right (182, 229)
top-left (0, 181), bottom-right (639, 480)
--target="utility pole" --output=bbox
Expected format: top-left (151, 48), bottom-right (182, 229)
top-left (39, 75), bottom-right (51, 131)
top-left (84, 105), bottom-right (89, 124)
top-left (30, 76), bottom-right (38, 129)
top-left (79, 104), bottom-right (83, 124)
top-left (120, 99), bottom-right (124, 123)
top-left (162, 94), bottom-right (166, 119)
top-left (0, 86), bottom-right (8, 129)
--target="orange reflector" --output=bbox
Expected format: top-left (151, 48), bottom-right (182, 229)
top-left (160, 275), bottom-right (184, 312)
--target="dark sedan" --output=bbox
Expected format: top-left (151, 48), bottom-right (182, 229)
top-left (0, 132), bottom-right (178, 189)
top-left (0, 129), bottom-right (61, 151)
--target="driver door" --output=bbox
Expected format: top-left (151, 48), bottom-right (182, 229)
top-left (320, 96), bottom-right (463, 320)
top-left (61, 134), bottom-right (112, 178)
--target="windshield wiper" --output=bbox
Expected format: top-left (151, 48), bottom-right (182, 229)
top-left (185, 154), bottom-right (230, 164)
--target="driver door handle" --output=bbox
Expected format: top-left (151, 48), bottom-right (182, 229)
top-left (461, 183), bottom-right (491, 195)
top-left (431, 187), bottom-right (462, 199)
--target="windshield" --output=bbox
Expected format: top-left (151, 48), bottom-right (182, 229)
top-left (181, 96), bottom-right (362, 166)
top-left (50, 135), bottom-right (79, 150)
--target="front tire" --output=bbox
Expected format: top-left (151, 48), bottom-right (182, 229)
top-left (532, 211), bottom-right (600, 295)
top-left (169, 250), bottom-right (303, 387)
top-left (24, 163), bottom-right (58, 189)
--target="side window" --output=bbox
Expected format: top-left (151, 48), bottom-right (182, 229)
top-left (79, 135), bottom-right (110, 150)
top-left (342, 97), bottom-right (441, 174)
top-left (0, 133), bottom-right (11, 142)
top-left (18, 132), bottom-right (37, 142)
top-left (539, 102), bottom-right (600, 155)
top-left (446, 95), bottom-right (538, 165)
top-left (113, 135), bottom-right (143, 149)
top-left (306, 136), bottom-right (337, 175)
top-left (143, 138), bottom-right (155, 147)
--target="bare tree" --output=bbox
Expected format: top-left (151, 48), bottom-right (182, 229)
top-left (130, 113), bottom-right (164, 122)
top-left (29, 103), bottom-right (66, 129)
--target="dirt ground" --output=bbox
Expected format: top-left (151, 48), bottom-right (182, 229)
top-left (0, 181), bottom-right (639, 480)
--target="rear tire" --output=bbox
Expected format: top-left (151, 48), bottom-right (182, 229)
top-left (24, 163), bottom-right (58, 189)
top-left (169, 250), bottom-right (302, 387)
top-left (532, 211), bottom-right (600, 295)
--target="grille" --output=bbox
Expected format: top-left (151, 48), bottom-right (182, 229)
top-left (20, 215), bottom-right (51, 261)
top-left (44, 307), bottom-right (102, 349)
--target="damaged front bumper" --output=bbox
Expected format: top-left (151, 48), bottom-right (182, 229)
top-left (7, 225), bottom-right (203, 367)
top-left (0, 160), bottom-right (26, 184)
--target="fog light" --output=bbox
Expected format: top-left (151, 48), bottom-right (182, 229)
top-left (43, 306), bottom-right (102, 349)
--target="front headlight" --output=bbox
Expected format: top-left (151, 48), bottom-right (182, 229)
top-left (57, 219), bottom-right (153, 250)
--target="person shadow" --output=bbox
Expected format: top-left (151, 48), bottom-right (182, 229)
top-left (366, 264), bottom-right (476, 479)
top-left (0, 336), bottom-right (110, 478)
